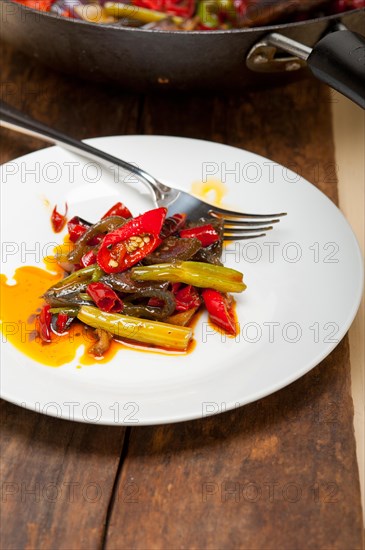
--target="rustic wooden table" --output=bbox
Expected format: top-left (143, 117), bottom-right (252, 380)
top-left (1, 41), bottom-right (363, 550)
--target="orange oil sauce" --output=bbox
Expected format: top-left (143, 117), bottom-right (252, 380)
top-left (0, 265), bottom-right (196, 368)
top-left (0, 266), bottom-right (101, 368)
top-left (191, 178), bottom-right (228, 207)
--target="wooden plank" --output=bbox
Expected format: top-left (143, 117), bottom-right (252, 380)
top-left (0, 401), bottom-right (125, 550)
top-left (1, 38), bottom-right (362, 549)
top-left (333, 94), bottom-right (365, 518)
top-left (105, 80), bottom-right (363, 549)
top-left (106, 341), bottom-right (362, 550)
top-left (0, 41), bottom-right (140, 162)
top-left (0, 41), bottom-right (140, 550)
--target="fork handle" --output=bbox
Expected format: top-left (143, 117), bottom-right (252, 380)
top-left (0, 100), bottom-right (162, 200)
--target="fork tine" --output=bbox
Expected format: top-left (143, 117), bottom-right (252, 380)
top-left (223, 219), bottom-right (280, 227)
top-left (224, 233), bottom-right (267, 240)
top-left (223, 224), bottom-right (275, 241)
top-left (224, 225), bottom-right (274, 235)
top-left (210, 207), bottom-right (287, 219)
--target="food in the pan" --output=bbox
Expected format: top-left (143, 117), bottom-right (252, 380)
top-left (11, 0), bottom-right (364, 30)
top-left (35, 202), bottom-right (246, 357)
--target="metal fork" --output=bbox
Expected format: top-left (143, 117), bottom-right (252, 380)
top-left (0, 100), bottom-right (286, 240)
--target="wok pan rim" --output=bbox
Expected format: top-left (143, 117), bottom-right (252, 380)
top-left (3, 0), bottom-right (364, 36)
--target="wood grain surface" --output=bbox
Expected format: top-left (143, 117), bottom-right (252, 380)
top-left (0, 40), bottom-right (363, 550)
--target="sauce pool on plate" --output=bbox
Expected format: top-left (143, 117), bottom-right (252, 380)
top-left (0, 265), bottom-right (196, 368)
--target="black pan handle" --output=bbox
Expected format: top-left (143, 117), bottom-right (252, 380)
top-left (250, 29), bottom-right (365, 109)
top-left (307, 30), bottom-right (365, 109)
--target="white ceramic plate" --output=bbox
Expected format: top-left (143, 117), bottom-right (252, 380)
top-left (1, 136), bottom-right (363, 425)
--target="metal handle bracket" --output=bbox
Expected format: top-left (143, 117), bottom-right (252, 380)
top-left (246, 33), bottom-right (312, 73)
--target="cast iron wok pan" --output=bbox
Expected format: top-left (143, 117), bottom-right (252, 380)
top-left (1, 0), bottom-right (364, 105)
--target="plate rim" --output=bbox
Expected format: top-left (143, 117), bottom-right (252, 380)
top-left (1, 134), bottom-right (363, 426)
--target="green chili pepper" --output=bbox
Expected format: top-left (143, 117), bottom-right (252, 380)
top-left (49, 265), bottom-right (99, 291)
top-left (49, 307), bottom-right (80, 316)
top-left (79, 293), bottom-right (94, 301)
top-left (197, 0), bottom-right (219, 28)
top-left (104, 2), bottom-right (183, 24)
top-left (131, 261), bottom-right (246, 293)
top-left (91, 266), bottom-right (105, 282)
top-left (78, 305), bottom-right (192, 351)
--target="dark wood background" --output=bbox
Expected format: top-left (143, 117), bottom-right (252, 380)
top-left (1, 40), bottom-right (363, 550)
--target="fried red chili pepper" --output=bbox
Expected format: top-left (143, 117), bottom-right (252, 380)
top-left (50, 311), bottom-right (75, 334)
top-left (81, 250), bottom-right (97, 267)
top-left (180, 224), bottom-right (220, 247)
top-left (51, 203), bottom-right (68, 233)
top-left (160, 213), bottom-right (187, 239)
top-left (86, 282), bottom-right (124, 313)
top-left (97, 207), bottom-right (167, 273)
top-left (68, 216), bottom-right (126, 264)
top-left (165, 0), bottom-right (195, 16)
top-left (67, 216), bottom-right (104, 246)
top-left (174, 284), bottom-right (201, 311)
top-left (191, 218), bottom-right (224, 265)
top-left (102, 201), bottom-right (132, 220)
top-left (67, 216), bottom-right (90, 243)
top-left (56, 312), bottom-right (69, 333)
top-left (202, 289), bottom-right (237, 335)
top-left (133, 0), bottom-right (195, 16)
top-left (15, 0), bottom-right (53, 11)
top-left (38, 304), bottom-right (52, 342)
